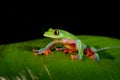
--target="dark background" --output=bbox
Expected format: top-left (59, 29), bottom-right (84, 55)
top-left (0, 7), bottom-right (119, 44)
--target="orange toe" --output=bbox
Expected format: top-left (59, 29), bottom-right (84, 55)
top-left (33, 52), bottom-right (38, 56)
top-left (70, 55), bottom-right (78, 60)
top-left (90, 55), bottom-right (95, 60)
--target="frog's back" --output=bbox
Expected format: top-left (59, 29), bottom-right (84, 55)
top-left (59, 29), bottom-right (79, 40)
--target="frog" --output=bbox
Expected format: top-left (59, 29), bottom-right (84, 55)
top-left (33, 28), bottom-right (100, 61)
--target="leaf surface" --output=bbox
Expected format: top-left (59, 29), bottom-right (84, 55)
top-left (0, 35), bottom-right (120, 80)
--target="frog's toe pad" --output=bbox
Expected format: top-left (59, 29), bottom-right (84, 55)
top-left (70, 54), bottom-right (80, 60)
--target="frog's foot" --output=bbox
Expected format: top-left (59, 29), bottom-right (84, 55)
top-left (89, 54), bottom-right (100, 61)
top-left (70, 54), bottom-right (80, 60)
top-left (32, 48), bottom-right (51, 56)
top-left (32, 49), bottom-right (40, 56)
top-left (55, 47), bottom-right (74, 54)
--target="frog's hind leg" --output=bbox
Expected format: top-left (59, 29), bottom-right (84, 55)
top-left (84, 47), bottom-right (100, 61)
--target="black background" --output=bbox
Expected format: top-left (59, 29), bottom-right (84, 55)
top-left (0, 7), bottom-right (119, 44)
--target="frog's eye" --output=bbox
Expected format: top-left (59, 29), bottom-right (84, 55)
top-left (54, 29), bottom-right (59, 35)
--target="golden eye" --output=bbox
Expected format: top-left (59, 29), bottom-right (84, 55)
top-left (54, 29), bottom-right (59, 35)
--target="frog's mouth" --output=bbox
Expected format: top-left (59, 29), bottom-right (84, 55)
top-left (43, 33), bottom-right (60, 39)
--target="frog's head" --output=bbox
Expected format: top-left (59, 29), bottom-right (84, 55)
top-left (43, 28), bottom-right (66, 39)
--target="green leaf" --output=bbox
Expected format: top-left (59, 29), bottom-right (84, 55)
top-left (0, 35), bottom-right (120, 80)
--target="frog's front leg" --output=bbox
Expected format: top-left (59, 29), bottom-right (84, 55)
top-left (33, 41), bottom-right (57, 56)
top-left (62, 39), bottom-right (84, 60)
top-left (75, 40), bottom-right (84, 60)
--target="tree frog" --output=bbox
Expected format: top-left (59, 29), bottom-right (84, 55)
top-left (33, 28), bottom-right (100, 61)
